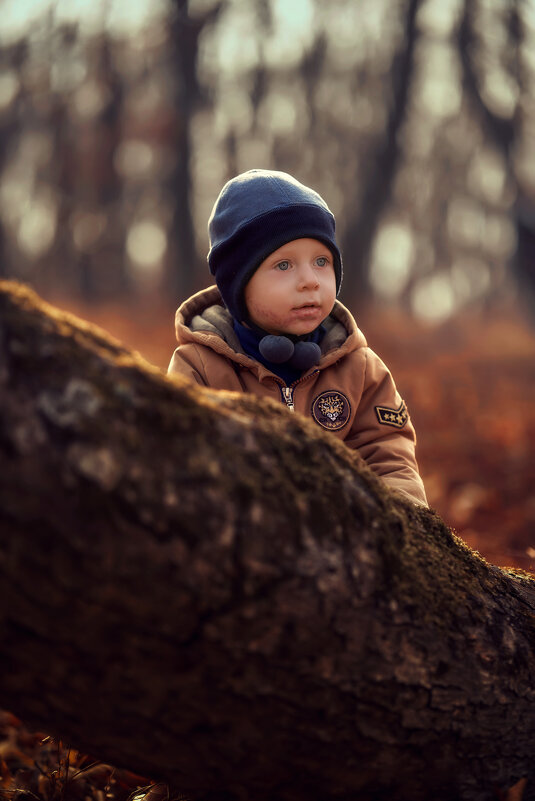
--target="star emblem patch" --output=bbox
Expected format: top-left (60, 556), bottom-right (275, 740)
top-left (375, 401), bottom-right (408, 428)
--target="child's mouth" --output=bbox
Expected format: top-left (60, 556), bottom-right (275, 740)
top-left (291, 304), bottom-right (322, 317)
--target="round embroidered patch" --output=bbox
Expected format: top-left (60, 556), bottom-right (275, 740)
top-left (311, 390), bottom-right (351, 431)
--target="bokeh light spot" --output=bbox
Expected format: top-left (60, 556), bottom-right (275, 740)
top-left (126, 219), bottom-right (167, 272)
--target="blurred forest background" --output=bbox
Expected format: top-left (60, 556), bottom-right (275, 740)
top-left (0, 0), bottom-right (534, 569)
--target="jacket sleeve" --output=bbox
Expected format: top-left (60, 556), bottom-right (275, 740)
top-left (167, 344), bottom-right (208, 386)
top-left (345, 349), bottom-right (428, 506)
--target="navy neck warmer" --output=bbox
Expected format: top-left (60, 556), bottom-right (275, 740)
top-left (234, 321), bottom-right (324, 386)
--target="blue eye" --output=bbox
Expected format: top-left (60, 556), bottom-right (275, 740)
top-left (276, 260), bottom-right (290, 271)
top-left (316, 257), bottom-right (328, 267)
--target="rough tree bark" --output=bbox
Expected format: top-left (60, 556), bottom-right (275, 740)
top-left (0, 280), bottom-right (534, 801)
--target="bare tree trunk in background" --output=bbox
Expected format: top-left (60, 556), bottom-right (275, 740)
top-left (300, 32), bottom-right (327, 133)
top-left (458, 0), bottom-right (534, 311)
top-left (341, 0), bottom-right (422, 305)
top-left (515, 200), bottom-right (535, 312)
top-left (458, 0), bottom-right (516, 155)
top-left (41, 29), bottom-right (125, 302)
top-left (223, 129), bottom-right (239, 183)
top-left (75, 34), bottom-right (125, 302)
top-left (0, 280), bottom-right (534, 801)
top-left (87, 35), bottom-right (127, 300)
top-left (0, 218), bottom-right (6, 278)
top-left (0, 43), bottom-right (25, 279)
top-left (165, 1), bottom-right (224, 304)
top-left (0, 90), bottom-right (12, 277)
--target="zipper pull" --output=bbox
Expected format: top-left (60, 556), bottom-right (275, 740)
top-left (283, 386), bottom-right (295, 412)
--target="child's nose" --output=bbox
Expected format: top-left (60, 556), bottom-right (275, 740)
top-left (298, 263), bottom-right (320, 288)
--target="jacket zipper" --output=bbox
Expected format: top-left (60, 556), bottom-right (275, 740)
top-left (279, 370), bottom-right (320, 413)
top-left (283, 386), bottom-right (295, 412)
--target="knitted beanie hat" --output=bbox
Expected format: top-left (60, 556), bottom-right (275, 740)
top-left (207, 169), bottom-right (343, 323)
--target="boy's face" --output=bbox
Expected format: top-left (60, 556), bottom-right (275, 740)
top-left (244, 238), bottom-right (337, 336)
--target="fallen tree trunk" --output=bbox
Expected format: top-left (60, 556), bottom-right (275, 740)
top-left (0, 280), bottom-right (534, 801)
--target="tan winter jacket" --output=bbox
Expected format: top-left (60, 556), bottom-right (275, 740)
top-left (168, 286), bottom-right (427, 506)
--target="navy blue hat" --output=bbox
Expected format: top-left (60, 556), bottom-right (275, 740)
top-left (207, 169), bottom-right (343, 323)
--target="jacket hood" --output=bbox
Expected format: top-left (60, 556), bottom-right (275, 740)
top-left (174, 286), bottom-right (367, 372)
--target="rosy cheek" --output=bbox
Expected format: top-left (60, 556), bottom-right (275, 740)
top-left (249, 302), bottom-right (282, 324)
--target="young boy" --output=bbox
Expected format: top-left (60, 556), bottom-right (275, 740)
top-left (168, 169), bottom-right (427, 506)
